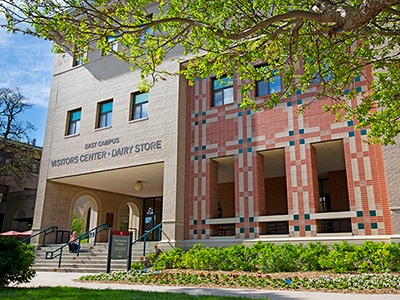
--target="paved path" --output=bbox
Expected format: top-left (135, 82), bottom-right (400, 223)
top-left (12, 272), bottom-right (400, 300)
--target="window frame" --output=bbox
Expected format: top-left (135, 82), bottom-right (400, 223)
top-left (97, 100), bottom-right (113, 129)
top-left (102, 36), bottom-right (119, 56)
top-left (255, 66), bottom-right (282, 97)
top-left (131, 92), bottom-right (149, 121)
top-left (212, 76), bottom-right (234, 107)
top-left (66, 108), bottom-right (82, 136)
top-left (73, 50), bottom-right (87, 67)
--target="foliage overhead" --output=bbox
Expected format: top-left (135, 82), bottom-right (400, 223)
top-left (1, 1), bottom-right (400, 144)
top-left (0, 88), bottom-right (40, 186)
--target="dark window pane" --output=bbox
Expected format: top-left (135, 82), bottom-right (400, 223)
top-left (256, 80), bottom-right (270, 96)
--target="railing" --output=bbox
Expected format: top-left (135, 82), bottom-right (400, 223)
top-left (319, 218), bottom-right (352, 233)
top-left (45, 223), bottom-right (109, 268)
top-left (217, 224), bottom-right (235, 236)
top-left (21, 226), bottom-right (59, 246)
top-left (265, 221), bottom-right (289, 234)
top-left (131, 222), bottom-right (163, 256)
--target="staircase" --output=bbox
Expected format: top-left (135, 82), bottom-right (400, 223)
top-left (33, 241), bottom-right (159, 273)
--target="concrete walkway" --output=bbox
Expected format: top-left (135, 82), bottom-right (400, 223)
top-left (13, 272), bottom-right (399, 300)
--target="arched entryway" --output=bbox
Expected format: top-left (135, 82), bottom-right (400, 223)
top-left (119, 201), bottom-right (140, 239)
top-left (71, 195), bottom-right (99, 236)
top-left (12, 209), bottom-right (29, 232)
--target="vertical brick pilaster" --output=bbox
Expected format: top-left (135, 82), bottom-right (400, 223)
top-left (309, 145), bottom-right (320, 214)
top-left (209, 159), bottom-right (219, 219)
top-left (255, 153), bottom-right (266, 216)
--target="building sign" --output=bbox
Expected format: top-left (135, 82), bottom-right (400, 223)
top-left (111, 231), bottom-right (130, 259)
top-left (50, 137), bottom-right (161, 167)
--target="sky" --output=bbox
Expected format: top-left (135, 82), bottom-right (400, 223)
top-left (0, 30), bottom-right (54, 147)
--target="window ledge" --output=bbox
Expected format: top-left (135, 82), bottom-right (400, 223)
top-left (65, 133), bottom-right (80, 139)
top-left (95, 126), bottom-right (112, 132)
top-left (129, 117), bottom-right (149, 124)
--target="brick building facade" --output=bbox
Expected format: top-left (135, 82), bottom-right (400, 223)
top-left (184, 65), bottom-right (397, 247)
top-left (32, 45), bottom-right (400, 249)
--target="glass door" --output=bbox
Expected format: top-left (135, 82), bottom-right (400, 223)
top-left (142, 197), bottom-right (162, 240)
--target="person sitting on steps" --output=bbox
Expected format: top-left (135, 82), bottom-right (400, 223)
top-left (68, 231), bottom-right (80, 253)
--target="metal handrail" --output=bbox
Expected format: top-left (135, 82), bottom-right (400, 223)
top-left (131, 222), bottom-right (162, 256)
top-left (45, 223), bottom-right (109, 268)
top-left (21, 226), bottom-right (58, 246)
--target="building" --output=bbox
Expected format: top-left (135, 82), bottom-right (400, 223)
top-left (32, 39), bottom-right (400, 250)
top-left (0, 140), bottom-right (41, 234)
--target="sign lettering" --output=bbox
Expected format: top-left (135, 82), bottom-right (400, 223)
top-left (51, 138), bottom-right (162, 168)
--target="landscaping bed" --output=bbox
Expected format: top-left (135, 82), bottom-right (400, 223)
top-left (80, 241), bottom-right (400, 294)
top-left (79, 269), bottom-right (400, 294)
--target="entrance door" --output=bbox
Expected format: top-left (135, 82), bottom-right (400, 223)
top-left (142, 197), bottom-right (162, 240)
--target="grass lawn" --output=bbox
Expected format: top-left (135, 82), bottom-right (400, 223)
top-left (0, 287), bottom-right (250, 300)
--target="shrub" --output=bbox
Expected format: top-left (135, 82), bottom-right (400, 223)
top-left (147, 240), bottom-right (400, 274)
top-left (299, 242), bottom-right (329, 271)
top-left (71, 210), bottom-right (84, 235)
top-left (0, 236), bottom-right (35, 286)
top-left (151, 247), bottom-right (184, 270)
top-left (130, 262), bottom-right (146, 270)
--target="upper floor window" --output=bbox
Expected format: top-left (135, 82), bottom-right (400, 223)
top-left (140, 14), bottom-right (154, 43)
top-left (97, 100), bottom-right (113, 128)
top-left (256, 68), bottom-right (282, 97)
top-left (131, 92), bottom-right (148, 120)
top-left (67, 108), bottom-right (81, 135)
top-left (212, 76), bottom-right (234, 107)
top-left (102, 36), bottom-right (119, 56)
top-left (73, 51), bottom-right (87, 67)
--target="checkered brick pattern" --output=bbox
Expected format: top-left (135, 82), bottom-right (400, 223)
top-left (185, 67), bottom-right (393, 241)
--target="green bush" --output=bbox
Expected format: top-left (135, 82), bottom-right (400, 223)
top-left (151, 247), bottom-right (184, 270)
top-left (130, 262), bottom-right (146, 270)
top-left (71, 210), bottom-right (84, 235)
top-left (298, 242), bottom-right (329, 271)
top-left (0, 236), bottom-right (35, 286)
top-left (148, 241), bottom-right (400, 274)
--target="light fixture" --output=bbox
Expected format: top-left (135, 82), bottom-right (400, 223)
top-left (134, 181), bottom-right (143, 191)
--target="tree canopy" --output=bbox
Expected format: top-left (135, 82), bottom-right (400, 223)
top-left (1, 0), bottom-right (400, 144)
top-left (0, 88), bottom-right (40, 186)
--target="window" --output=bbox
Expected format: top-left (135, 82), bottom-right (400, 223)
top-left (307, 59), bottom-right (332, 84)
top-left (102, 36), bottom-right (118, 56)
top-left (256, 68), bottom-right (282, 97)
top-left (97, 100), bottom-right (113, 128)
top-left (67, 108), bottom-right (81, 135)
top-left (73, 51), bottom-right (87, 67)
top-left (131, 92), bottom-right (148, 120)
top-left (139, 14), bottom-right (153, 43)
top-left (212, 76), bottom-right (234, 107)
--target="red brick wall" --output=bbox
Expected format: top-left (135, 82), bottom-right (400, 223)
top-left (265, 177), bottom-right (288, 215)
top-left (256, 153), bottom-right (266, 216)
top-left (217, 182), bottom-right (235, 218)
top-left (329, 170), bottom-right (350, 212)
top-left (310, 145), bottom-right (320, 213)
top-left (210, 160), bottom-right (219, 219)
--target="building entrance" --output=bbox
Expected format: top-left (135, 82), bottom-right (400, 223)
top-left (142, 197), bottom-right (162, 240)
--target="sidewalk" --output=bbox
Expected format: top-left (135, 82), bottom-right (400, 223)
top-left (14, 272), bottom-right (399, 300)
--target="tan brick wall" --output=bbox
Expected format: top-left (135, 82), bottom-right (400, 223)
top-left (34, 51), bottom-right (186, 244)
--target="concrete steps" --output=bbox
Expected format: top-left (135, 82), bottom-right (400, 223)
top-left (33, 241), bottom-right (159, 273)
